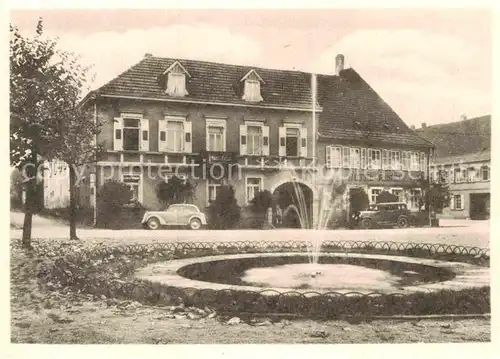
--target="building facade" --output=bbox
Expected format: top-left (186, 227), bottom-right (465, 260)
top-left (46, 53), bottom-right (433, 227)
top-left (417, 115), bottom-right (491, 220)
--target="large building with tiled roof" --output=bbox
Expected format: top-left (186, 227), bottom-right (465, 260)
top-left (417, 115), bottom-right (491, 220)
top-left (53, 53), bottom-right (433, 227)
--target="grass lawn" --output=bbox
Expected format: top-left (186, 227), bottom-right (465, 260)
top-left (9, 236), bottom-right (490, 344)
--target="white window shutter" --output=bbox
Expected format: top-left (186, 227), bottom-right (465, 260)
top-left (158, 120), bottom-right (167, 152)
top-left (325, 146), bottom-right (331, 168)
top-left (361, 148), bottom-right (366, 169)
top-left (460, 194), bottom-right (465, 210)
top-left (239, 124), bottom-right (247, 155)
top-left (278, 126), bottom-right (286, 157)
top-left (450, 195), bottom-right (455, 210)
top-left (300, 127), bottom-right (308, 157)
top-left (140, 118), bottom-right (149, 151)
top-left (184, 121), bottom-right (192, 153)
top-left (262, 125), bottom-right (270, 156)
top-left (113, 117), bottom-right (123, 151)
top-left (382, 150), bottom-right (388, 170)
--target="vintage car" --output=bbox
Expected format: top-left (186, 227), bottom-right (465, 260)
top-left (141, 204), bottom-right (207, 230)
top-left (358, 202), bottom-right (412, 229)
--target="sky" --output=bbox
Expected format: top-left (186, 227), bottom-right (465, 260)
top-left (10, 9), bottom-right (492, 128)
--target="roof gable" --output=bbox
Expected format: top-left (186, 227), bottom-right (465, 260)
top-left (162, 60), bottom-right (191, 77)
top-left (240, 69), bottom-right (265, 83)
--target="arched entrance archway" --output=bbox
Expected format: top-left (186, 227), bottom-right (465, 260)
top-left (273, 181), bottom-right (313, 228)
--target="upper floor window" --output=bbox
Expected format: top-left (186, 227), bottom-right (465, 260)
top-left (453, 168), bottom-right (463, 183)
top-left (206, 119), bottom-right (226, 152)
top-left (163, 61), bottom-right (190, 97)
top-left (123, 118), bottom-right (140, 151)
top-left (166, 121), bottom-right (184, 152)
top-left (114, 114), bottom-right (149, 152)
top-left (391, 151), bottom-right (401, 170)
top-left (326, 146), bottom-right (342, 168)
top-left (410, 152), bottom-right (419, 171)
top-left (467, 167), bottom-right (476, 182)
top-left (285, 127), bottom-right (300, 157)
top-left (367, 149), bottom-right (381, 170)
top-left (159, 116), bottom-right (192, 153)
top-left (279, 124), bottom-right (307, 157)
top-left (247, 125), bottom-right (263, 155)
top-left (481, 166), bottom-right (490, 181)
top-left (241, 69), bottom-right (264, 103)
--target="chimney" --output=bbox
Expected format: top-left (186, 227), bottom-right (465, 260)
top-left (410, 125), bottom-right (415, 130)
top-left (421, 122), bottom-right (427, 129)
top-left (144, 53), bottom-right (153, 58)
top-left (461, 114), bottom-right (467, 121)
top-left (335, 54), bottom-right (345, 75)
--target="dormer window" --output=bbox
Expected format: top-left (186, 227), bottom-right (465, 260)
top-left (163, 61), bottom-right (190, 97)
top-left (240, 69), bottom-right (264, 102)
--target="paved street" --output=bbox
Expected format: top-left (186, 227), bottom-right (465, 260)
top-left (10, 212), bottom-right (490, 248)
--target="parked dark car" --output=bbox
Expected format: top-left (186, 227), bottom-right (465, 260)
top-left (358, 202), bottom-right (412, 229)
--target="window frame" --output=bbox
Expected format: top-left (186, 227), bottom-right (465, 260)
top-left (453, 194), bottom-right (463, 210)
top-left (245, 176), bottom-right (264, 204)
top-left (164, 116), bottom-right (186, 153)
top-left (121, 115), bottom-right (142, 151)
top-left (206, 118), bottom-right (227, 152)
top-left (369, 186), bottom-right (384, 204)
top-left (207, 178), bottom-right (223, 205)
top-left (409, 188), bottom-right (422, 210)
top-left (245, 121), bottom-right (264, 156)
top-left (284, 123), bottom-right (302, 157)
top-left (390, 150), bottom-right (401, 170)
top-left (122, 174), bottom-right (141, 202)
top-left (481, 165), bottom-right (490, 181)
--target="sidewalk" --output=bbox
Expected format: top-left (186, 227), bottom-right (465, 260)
top-left (10, 212), bottom-right (490, 249)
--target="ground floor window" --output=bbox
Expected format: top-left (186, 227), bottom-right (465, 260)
top-left (453, 194), bottom-right (463, 210)
top-left (409, 189), bottom-right (422, 210)
top-left (123, 175), bottom-right (140, 201)
top-left (369, 187), bottom-right (383, 204)
top-left (391, 188), bottom-right (404, 201)
top-left (246, 177), bottom-right (263, 203)
top-left (207, 179), bottom-right (223, 204)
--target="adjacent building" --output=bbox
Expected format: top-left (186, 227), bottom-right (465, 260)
top-left (45, 53), bottom-right (434, 227)
top-left (417, 115), bottom-right (491, 220)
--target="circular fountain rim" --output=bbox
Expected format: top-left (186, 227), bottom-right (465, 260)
top-left (135, 252), bottom-right (490, 295)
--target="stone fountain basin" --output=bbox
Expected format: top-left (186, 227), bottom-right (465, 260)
top-left (135, 252), bottom-right (490, 295)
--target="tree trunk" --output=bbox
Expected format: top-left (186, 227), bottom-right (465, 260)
top-left (21, 152), bottom-right (37, 250)
top-left (69, 164), bottom-right (79, 240)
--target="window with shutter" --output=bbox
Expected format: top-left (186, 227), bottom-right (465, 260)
top-left (113, 117), bottom-right (123, 151)
top-left (206, 119), bottom-right (226, 152)
top-left (342, 147), bottom-right (351, 168)
top-left (351, 148), bottom-right (360, 169)
top-left (325, 146), bottom-right (332, 168)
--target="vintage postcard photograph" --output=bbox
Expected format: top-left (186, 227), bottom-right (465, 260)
top-left (6, 5), bottom-right (493, 350)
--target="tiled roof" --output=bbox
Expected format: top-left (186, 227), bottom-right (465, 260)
top-left (416, 115), bottom-right (491, 158)
top-left (316, 69), bottom-right (433, 148)
top-left (431, 150), bottom-right (490, 166)
top-left (96, 56), bottom-right (319, 110)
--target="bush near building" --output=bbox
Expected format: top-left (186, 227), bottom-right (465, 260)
top-left (96, 180), bottom-right (146, 229)
top-left (207, 185), bottom-right (241, 230)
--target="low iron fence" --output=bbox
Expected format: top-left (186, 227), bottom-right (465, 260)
top-left (39, 241), bottom-right (490, 318)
